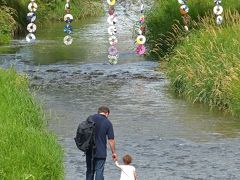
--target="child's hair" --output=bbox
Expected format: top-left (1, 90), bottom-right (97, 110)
top-left (123, 154), bottom-right (132, 165)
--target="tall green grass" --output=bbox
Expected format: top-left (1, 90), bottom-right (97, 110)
top-left (0, 68), bottom-right (64, 179)
top-left (146, 0), bottom-right (240, 59)
top-left (0, 6), bottom-right (17, 44)
top-left (165, 10), bottom-right (240, 116)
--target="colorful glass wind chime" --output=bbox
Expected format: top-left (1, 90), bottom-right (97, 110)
top-left (64, 0), bottom-right (73, 45)
top-left (26, 0), bottom-right (38, 42)
top-left (107, 0), bottom-right (118, 65)
top-left (135, 0), bottom-right (146, 55)
top-left (213, 0), bottom-right (223, 25)
top-left (178, 0), bottom-right (190, 31)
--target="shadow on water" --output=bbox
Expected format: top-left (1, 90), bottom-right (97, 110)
top-left (1, 1), bottom-right (240, 180)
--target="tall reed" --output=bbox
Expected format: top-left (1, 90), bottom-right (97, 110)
top-left (165, 10), bottom-right (240, 116)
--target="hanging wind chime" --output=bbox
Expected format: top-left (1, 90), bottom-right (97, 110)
top-left (107, 0), bottom-right (118, 65)
top-left (64, 0), bottom-right (73, 45)
top-left (135, 0), bottom-right (146, 55)
top-left (178, 0), bottom-right (190, 31)
top-left (213, 0), bottom-right (223, 25)
top-left (26, 0), bottom-right (38, 43)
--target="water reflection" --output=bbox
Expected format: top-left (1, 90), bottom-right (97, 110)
top-left (1, 9), bottom-right (145, 65)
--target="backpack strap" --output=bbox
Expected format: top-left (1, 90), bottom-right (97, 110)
top-left (87, 115), bottom-right (96, 175)
top-left (91, 148), bottom-right (94, 175)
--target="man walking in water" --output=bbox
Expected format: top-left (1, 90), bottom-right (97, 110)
top-left (86, 106), bottom-right (117, 180)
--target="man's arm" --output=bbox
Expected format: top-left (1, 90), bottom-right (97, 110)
top-left (108, 139), bottom-right (117, 161)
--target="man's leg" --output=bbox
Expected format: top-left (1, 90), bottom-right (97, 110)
top-left (86, 154), bottom-right (94, 180)
top-left (94, 158), bottom-right (106, 180)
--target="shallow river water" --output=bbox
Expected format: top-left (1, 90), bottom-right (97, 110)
top-left (1, 2), bottom-right (240, 180)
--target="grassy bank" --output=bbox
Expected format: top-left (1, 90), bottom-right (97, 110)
top-left (0, 68), bottom-right (64, 179)
top-left (0, 0), bottom-right (103, 44)
top-left (146, 0), bottom-right (240, 116)
top-left (164, 11), bottom-right (240, 116)
top-left (146, 0), bottom-right (240, 59)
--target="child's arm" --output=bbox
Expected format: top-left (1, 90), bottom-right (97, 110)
top-left (114, 161), bottom-right (122, 170)
top-left (134, 170), bottom-right (137, 180)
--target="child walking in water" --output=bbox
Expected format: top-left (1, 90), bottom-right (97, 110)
top-left (115, 154), bottom-right (137, 180)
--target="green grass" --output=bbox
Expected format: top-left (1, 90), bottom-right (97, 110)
top-left (165, 10), bottom-right (240, 116)
top-left (0, 68), bottom-right (64, 179)
top-left (146, 0), bottom-right (240, 59)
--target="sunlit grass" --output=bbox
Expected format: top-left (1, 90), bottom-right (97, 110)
top-left (0, 68), bottom-right (64, 179)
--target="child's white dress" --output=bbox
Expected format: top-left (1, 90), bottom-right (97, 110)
top-left (115, 161), bottom-right (136, 180)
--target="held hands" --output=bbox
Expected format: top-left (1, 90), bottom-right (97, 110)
top-left (112, 153), bottom-right (118, 161)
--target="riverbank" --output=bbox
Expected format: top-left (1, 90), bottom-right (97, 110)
top-left (146, 0), bottom-right (240, 59)
top-left (0, 0), bottom-right (103, 44)
top-left (165, 11), bottom-right (240, 116)
top-left (146, 1), bottom-right (240, 116)
top-left (0, 68), bottom-right (64, 179)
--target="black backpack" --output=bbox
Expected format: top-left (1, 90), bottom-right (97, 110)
top-left (74, 116), bottom-right (96, 153)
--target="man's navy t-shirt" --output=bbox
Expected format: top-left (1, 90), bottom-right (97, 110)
top-left (92, 114), bottom-right (114, 158)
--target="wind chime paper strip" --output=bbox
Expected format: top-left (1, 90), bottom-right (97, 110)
top-left (178, 0), bottom-right (186, 5)
top-left (107, 0), bottom-right (116, 6)
top-left (136, 35), bottom-right (146, 45)
top-left (214, 0), bottom-right (222, 5)
top-left (135, 0), bottom-right (146, 55)
top-left (108, 46), bottom-right (118, 56)
top-left (27, 23), bottom-right (37, 33)
top-left (108, 7), bottom-right (115, 15)
top-left (63, 0), bottom-right (73, 45)
top-left (27, 12), bottom-right (36, 22)
top-left (216, 15), bottom-right (223, 24)
top-left (64, 35), bottom-right (73, 45)
top-left (107, 0), bottom-right (118, 64)
top-left (178, 0), bottom-right (190, 32)
top-left (180, 4), bottom-right (189, 15)
top-left (28, 2), bottom-right (38, 12)
top-left (108, 26), bottom-right (117, 35)
top-left (107, 15), bottom-right (117, 25)
top-left (109, 36), bottom-right (118, 45)
top-left (135, 44), bottom-right (146, 55)
top-left (26, 0), bottom-right (37, 42)
top-left (64, 14), bottom-right (73, 23)
top-left (26, 33), bottom-right (36, 42)
top-left (213, 5), bottom-right (223, 15)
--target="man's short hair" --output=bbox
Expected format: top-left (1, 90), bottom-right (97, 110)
top-left (98, 106), bottom-right (110, 114)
